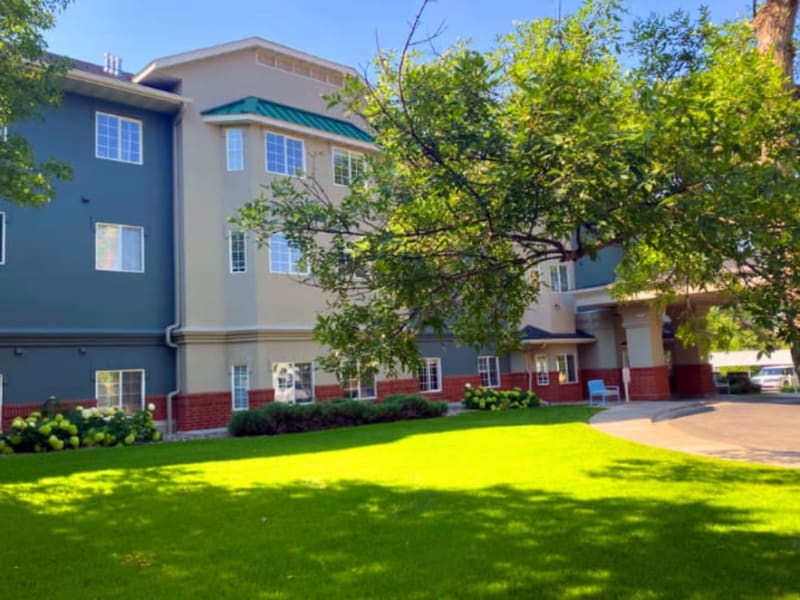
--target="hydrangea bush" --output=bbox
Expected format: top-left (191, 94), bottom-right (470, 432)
top-left (462, 385), bottom-right (540, 411)
top-left (0, 403), bottom-right (162, 455)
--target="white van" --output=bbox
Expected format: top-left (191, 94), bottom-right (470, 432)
top-left (751, 365), bottom-right (798, 392)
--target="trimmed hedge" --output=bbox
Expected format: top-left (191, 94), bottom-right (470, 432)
top-left (462, 385), bottom-right (540, 410)
top-left (228, 395), bottom-right (447, 437)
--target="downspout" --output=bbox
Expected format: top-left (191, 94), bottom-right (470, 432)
top-left (165, 104), bottom-right (186, 436)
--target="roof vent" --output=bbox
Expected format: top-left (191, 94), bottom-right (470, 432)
top-left (103, 53), bottom-right (122, 77)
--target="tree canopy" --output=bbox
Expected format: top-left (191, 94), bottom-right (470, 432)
top-left (236, 0), bottom-right (800, 378)
top-left (0, 0), bottom-right (72, 206)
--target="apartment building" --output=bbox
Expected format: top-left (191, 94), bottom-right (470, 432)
top-left (0, 39), bottom-right (717, 432)
top-left (0, 58), bottom-right (186, 428)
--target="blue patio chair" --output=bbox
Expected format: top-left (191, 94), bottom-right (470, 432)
top-left (587, 379), bottom-right (621, 406)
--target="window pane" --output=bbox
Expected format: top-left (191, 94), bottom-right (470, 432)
top-left (566, 355), bottom-right (577, 383)
top-left (420, 358), bottom-right (440, 392)
top-left (121, 371), bottom-right (143, 413)
top-left (270, 233), bottom-right (291, 273)
top-left (96, 224), bottom-right (120, 270)
top-left (333, 148), bottom-right (350, 185)
top-left (96, 113), bottom-right (119, 160)
top-left (266, 133), bottom-right (286, 174)
top-left (559, 265), bottom-right (569, 291)
top-left (121, 226), bottom-right (143, 272)
top-left (350, 154), bottom-right (365, 182)
top-left (286, 138), bottom-right (304, 176)
top-left (226, 129), bottom-right (244, 171)
top-left (230, 231), bottom-right (246, 272)
top-left (360, 373), bottom-right (376, 399)
top-left (120, 119), bottom-right (141, 163)
top-left (96, 371), bottom-right (120, 407)
top-left (295, 362), bottom-right (313, 403)
top-left (232, 365), bottom-right (249, 410)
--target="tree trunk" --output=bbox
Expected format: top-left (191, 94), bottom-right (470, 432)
top-left (754, 0), bottom-right (798, 80)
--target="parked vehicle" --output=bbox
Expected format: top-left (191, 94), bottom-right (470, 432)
top-left (750, 365), bottom-right (799, 392)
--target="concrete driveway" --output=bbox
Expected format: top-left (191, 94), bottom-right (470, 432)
top-left (590, 395), bottom-right (800, 469)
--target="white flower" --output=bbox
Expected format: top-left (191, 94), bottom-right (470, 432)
top-left (465, 383), bottom-right (472, 389)
top-left (81, 409), bottom-right (92, 419)
top-left (147, 403), bottom-right (155, 412)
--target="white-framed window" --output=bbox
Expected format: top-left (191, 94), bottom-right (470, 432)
top-left (272, 361), bottom-right (314, 404)
top-left (265, 132), bottom-right (305, 176)
top-left (269, 232), bottom-right (308, 275)
top-left (95, 223), bottom-right (144, 273)
top-left (0, 125), bottom-right (7, 143)
top-left (0, 212), bottom-right (5, 265)
top-left (343, 363), bottom-right (377, 400)
top-left (549, 263), bottom-right (570, 292)
top-left (226, 128), bottom-right (244, 171)
top-left (535, 354), bottom-right (549, 385)
top-left (419, 357), bottom-right (442, 393)
top-left (556, 353), bottom-right (578, 384)
top-left (232, 365), bottom-right (250, 411)
top-left (477, 355), bottom-right (500, 388)
top-left (229, 231), bottom-right (247, 273)
top-left (332, 147), bottom-right (365, 186)
top-left (96, 369), bottom-right (144, 413)
top-left (95, 112), bottom-right (142, 164)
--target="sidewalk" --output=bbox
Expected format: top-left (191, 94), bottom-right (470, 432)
top-left (590, 398), bottom-right (800, 469)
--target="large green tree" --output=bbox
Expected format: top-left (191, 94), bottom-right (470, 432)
top-left (0, 0), bottom-right (72, 206)
top-left (236, 0), bottom-right (800, 379)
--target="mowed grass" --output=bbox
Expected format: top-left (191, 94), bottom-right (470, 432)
top-left (1, 407), bottom-right (799, 599)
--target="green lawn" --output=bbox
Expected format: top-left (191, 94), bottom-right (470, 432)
top-left (1, 407), bottom-right (799, 599)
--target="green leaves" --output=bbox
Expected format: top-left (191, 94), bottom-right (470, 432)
top-left (0, 0), bottom-right (73, 206)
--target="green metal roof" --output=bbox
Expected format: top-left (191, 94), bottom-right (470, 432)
top-left (201, 96), bottom-right (373, 143)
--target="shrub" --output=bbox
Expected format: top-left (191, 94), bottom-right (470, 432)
top-left (0, 403), bottom-right (161, 455)
top-left (462, 385), bottom-right (540, 411)
top-left (228, 395), bottom-right (447, 437)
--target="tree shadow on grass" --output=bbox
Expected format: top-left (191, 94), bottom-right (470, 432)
top-left (0, 467), bottom-right (797, 599)
top-left (0, 406), bottom-right (597, 483)
top-left (588, 457), bottom-right (800, 487)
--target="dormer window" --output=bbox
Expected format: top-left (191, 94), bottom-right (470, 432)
top-left (226, 129), bottom-right (244, 171)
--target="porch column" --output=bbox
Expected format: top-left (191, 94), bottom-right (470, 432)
top-left (666, 305), bottom-right (715, 397)
top-left (576, 309), bottom-right (622, 394)
top-left (620, 304), bottom-right (671, 400)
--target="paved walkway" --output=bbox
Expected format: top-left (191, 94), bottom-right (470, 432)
top-left (590, 396), bottom-right (800, 469)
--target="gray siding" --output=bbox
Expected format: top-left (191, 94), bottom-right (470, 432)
top-left (417, 338), bottom-right (511, 377)
top-left (574, 245), bottom-right (623, 289)
top-left (0, 92), bottom-right (175, 406)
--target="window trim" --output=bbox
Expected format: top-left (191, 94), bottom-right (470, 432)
top-left (419, 357), bottom-right (442, 393)
top-left (556, 353), bottom-right (579, 384)
top-left (228, 231), bottom-right (247, 274)
top-left (0, 212), bottom-right (5, 266)
top-left (94, 369), bottom-right (145, 412)
top-left (332, 147), bottom-right (365, 186)
top-left (95, 222), bottom-right (145, 273)
top-left (269, 232), bottom-right (309, 275)
top-left (231, 365), bottom-right (250, 411)
top-left (265, 131), bottom-right (305, 177)
top-left (477, 355), bottom-right (500, 388)
top-left (535, 354), bottom-right (549, 386)
top-left (226, 128), bottom-right (244, 172)
top-left (95, 111), bottom-right (143, 165)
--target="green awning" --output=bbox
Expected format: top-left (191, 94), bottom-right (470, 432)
top-left (201, 96), bottom-right (373, 143)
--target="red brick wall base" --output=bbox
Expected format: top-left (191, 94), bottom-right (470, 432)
top-left (629, 366), bottom-right (671, 401)
top-left (673, 363), bottom-right (715, 397)
top-left (2, 395), bottom-right (167, 430)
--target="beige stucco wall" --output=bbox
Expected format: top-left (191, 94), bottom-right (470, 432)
top-left (158, 48), bottom-right (372, 393)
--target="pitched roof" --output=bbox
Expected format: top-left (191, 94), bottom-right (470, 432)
top-left (46, 52), bottom-right (134, 81)
top-left (201, 96), bottom-right (373, 143)
top-left (520, 325), bottom-right (595, 342)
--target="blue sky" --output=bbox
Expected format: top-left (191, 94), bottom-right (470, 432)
top-left (47, 0), bottom-right (756, 75)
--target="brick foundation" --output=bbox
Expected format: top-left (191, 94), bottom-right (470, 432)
top-left (1, 395), bottom-right (166, 430)
top-left (672, 363), bottom-right (715, 397)
top-left (629, 366), bottom-right (671, 400)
